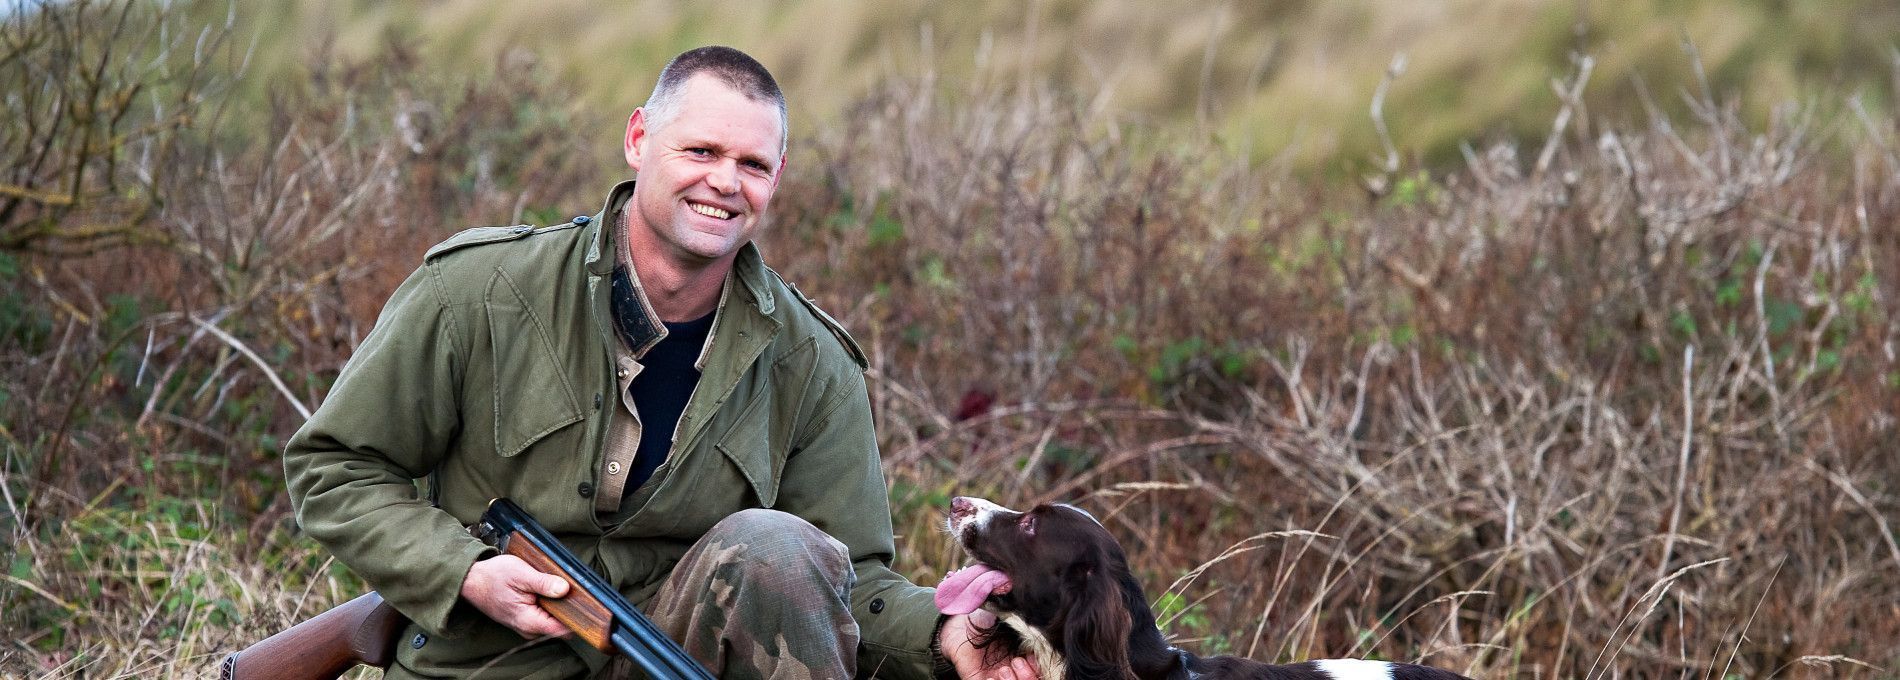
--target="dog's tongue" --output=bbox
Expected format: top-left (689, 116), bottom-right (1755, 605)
top-left (935, 563), bottom-right (1012, 615)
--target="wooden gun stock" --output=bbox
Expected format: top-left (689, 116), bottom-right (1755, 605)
top-left (220, 591), bottom-right (406, 680)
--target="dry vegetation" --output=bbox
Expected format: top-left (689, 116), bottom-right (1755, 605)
top-left (3, 1), bottom-right (1898, 678)
top-left (241, 0), bottom-right (1900, 171)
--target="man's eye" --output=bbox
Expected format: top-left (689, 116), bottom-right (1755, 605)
top-left (686, 148), bottom-right (713, 157)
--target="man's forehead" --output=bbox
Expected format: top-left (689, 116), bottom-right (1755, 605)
top-left (664, 77), bottom-right (783, 143)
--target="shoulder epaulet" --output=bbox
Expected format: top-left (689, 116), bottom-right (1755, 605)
top-left (781, 277), bottom-right (869, 370)
top-left (424, 224), bottom-right (538, 262)
top-left (425, 216), bottom-right (594, 262)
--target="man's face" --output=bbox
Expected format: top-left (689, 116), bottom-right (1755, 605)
top-left (622, 74), bottom-right (785, 270)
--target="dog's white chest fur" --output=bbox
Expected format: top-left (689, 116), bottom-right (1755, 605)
top-left (996, 610), bottom-right (1066, 680)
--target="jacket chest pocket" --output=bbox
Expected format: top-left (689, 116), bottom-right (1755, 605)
top-left (713, 397), bottom-right (785, 508)
top-left (708, 338), bottom-right (815, 510)
top-left (486, 269), bottom-right (583, 457)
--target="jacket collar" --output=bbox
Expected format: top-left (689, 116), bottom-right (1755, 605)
top-left (588, 180), bottom-right (779, 354)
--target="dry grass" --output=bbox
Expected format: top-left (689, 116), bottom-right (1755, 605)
top-left (3, 1), bottom-right (1898, 678)
top-left (229, 0), bottom-right (1900, 170)
top-left (783, 70), bottom-right (1899, 677)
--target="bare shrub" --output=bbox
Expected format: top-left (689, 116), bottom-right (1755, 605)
top-left (0, 0), bottom-right (241, 255)
top-left (2, 3), bottom-right (604, 675)
top-left (770, 66), bottom-right (1900, 676)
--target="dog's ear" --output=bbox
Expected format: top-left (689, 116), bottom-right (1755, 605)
top-left (1061, 558), bottom-right (1136, 680)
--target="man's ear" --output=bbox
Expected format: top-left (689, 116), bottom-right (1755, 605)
top-left (769, 153), bottom-right (786, 192)
top-left (624, 108), bottom-right (649, 172)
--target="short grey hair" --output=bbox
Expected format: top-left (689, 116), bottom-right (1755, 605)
top-left (642, 46), bottom-right (788, 157)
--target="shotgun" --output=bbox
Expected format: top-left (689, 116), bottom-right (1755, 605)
top-left (223, 498), bottom-right (714, 679)
top-left (472, 497), bottom-right (715, 679)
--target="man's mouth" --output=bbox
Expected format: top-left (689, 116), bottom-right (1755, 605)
top-left (688, 201), bottom-right (733, 220)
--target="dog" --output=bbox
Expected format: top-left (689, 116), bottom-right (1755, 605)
top-left (938, 496), bottom-right (1474, 680)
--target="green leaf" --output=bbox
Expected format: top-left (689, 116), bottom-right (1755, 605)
top-left (1670, 310), bottom-right (1697, 337)
top-left (1765, 299), bottom-right (1802, 336)
top-left (919, 257), bottom-right (955, 291)
top-left (869, 213), bottom-right (904, 246)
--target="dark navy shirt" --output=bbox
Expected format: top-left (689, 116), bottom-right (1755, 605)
top-left (624, 309), bottom-right (714, 491)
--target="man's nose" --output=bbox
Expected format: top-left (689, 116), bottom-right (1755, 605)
top-left (705, 159), bottom-right (739, 195)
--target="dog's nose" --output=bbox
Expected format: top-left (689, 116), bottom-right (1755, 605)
top-left (951, 496), bottom-right (973, 520)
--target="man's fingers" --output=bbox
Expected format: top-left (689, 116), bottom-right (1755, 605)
top-left (462, 555), bottom-right (576, 639)
top-left (940, 612), bottom-right (1044, 680)
top-left (506, 570), bottom-right (571, 635)
top-left (532, 573), bottom-right (571, 599)
top-left (509, 604), bottom-right (571, 639)
top-left (488, 555), bottom-right (567, 599)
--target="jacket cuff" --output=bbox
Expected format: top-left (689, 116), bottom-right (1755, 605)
top-left (928, 615), bottom-right (958, 680)
top-left (390, 538), bottom-right (497, 636)
top-left (852, 576), bottom-right (940, 680)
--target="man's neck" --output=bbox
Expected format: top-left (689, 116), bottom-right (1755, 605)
top-left (618, 210), bottom-right (731, 323)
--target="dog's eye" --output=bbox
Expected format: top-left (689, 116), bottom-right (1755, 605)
top-left (1018, 514), bottom-right (1036, 536)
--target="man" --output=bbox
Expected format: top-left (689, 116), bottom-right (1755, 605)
top-left (283, 46), bottom-right (1033, 679)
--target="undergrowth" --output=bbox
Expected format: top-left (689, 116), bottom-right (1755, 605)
top-left (2, 1), bottom-right (1896, 677)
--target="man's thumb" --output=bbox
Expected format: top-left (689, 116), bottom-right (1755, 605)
top-left (537, 574), bottom-right (571, 599)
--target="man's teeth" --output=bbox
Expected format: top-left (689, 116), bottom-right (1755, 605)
top-left (690, 203), bottom-right (731, 219)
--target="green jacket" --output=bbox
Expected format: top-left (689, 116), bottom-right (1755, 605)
top-left (283, 181), bottom-right (938, 679)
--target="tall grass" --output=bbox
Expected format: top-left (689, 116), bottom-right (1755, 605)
top-left (233, 0), bottom-right (1900, 170)
top-left (3, 1), bottom-right (1897, 677)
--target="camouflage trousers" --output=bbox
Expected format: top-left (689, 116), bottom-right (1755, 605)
top-left (597, 509), bottom-right (859, 680)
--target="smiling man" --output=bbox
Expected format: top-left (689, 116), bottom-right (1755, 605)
top-left (283, 46), bottom-right (1034, 679)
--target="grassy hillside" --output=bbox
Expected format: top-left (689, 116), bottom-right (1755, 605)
top-left (233, 0), bottom-right (1900, 170)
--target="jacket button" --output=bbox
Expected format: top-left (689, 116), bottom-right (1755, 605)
top-left (868, 598), bottom-right (884, 614)
top-left (572, 215), bottom-right (592, 225)
top-left (607, 461), bottom-right (622, 475)
top-left (412, 633), bottom-right (427, 649)
top-left (577, 482), bottom-right (594, 498)
top-left (594, 393), bottom-right (602, 410)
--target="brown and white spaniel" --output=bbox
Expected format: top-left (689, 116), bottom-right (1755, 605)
top-left (937, 496), bottom-right (1474, 680)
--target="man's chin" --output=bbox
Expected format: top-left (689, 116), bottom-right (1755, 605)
top-left (669, 234), bottom-right (746, 264)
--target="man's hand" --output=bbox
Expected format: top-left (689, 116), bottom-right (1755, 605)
top-left (940, 611), bottom-right (1039, 680)
top-left (459, 554), bottom-right (573, 639)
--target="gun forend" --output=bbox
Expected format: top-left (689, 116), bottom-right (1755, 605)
top-left (470, 506), bottom-right (616, 651)
top-left (473, 498), bottom-right (714, 680)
